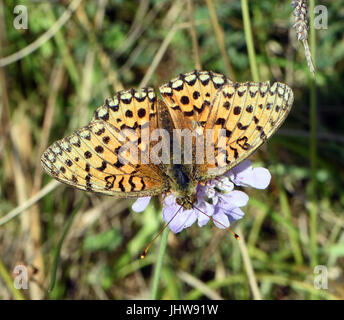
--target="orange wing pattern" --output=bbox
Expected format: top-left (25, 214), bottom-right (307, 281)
top-left (159, 70), bottom-right (231, 130)
top-left (42, 70), bottom-right (294, 198)
top-left (41, 88), bottom-right (167, 197)
top-left (199, 81), bottom-right (294, 178)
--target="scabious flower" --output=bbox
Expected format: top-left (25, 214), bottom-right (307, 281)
top-left (132, 160), bottom-right (271, 233)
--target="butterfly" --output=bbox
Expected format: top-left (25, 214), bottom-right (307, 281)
top-left (41, 70), bottom-right (293, 209)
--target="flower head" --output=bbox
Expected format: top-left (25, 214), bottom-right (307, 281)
top-left (132, 160), bottom-right (271, 233)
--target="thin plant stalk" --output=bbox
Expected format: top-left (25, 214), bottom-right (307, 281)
top-left (0, 258), bottom-right (26, 300)
top-left (236, 226), bottom-right (262, 300)
top-left (187, 0), bottom-right (202, 70)
top-left (150, 227), bottom-right (169, 300)
top-left (205, 0), bottom-right (235, 80)
top-left (276, 179), bottom-right (304, 265)
top-left (237, 0), bottom-right (264, 297)
top-left (309, 0), bottom-right (318, 268)
top-left (241, 0), bottom-right (303, 267)
top-left (241, 0), bottom-right (260, 81)
top-left (48, 196), bottom-right (84, 293)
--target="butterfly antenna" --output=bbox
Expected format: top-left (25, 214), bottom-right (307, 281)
top-left (141, 205), bottom-right (183, 259)
top-left (188, 201), bottom-right (240, 240)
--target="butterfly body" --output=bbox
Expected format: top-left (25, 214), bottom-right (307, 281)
top-left (41, 71), bottom-right (294, 209)
top-left (168, 163), bottom-right (197, 209)
top-left (153, 101), bottom-right (199, 209)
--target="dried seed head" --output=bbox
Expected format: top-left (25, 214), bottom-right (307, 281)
top-left (292, 0), bottom-right (309, 41)
top-left (291, 0), bottom-right (315, 75)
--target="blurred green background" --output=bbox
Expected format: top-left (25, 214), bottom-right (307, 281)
top-left (0, 0), bottom-right (343, 300)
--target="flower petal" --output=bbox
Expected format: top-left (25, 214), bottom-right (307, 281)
top-left (197, 201), bottom-right (214, 227)
top-left (215, 177), bottom-right (234, 192)
top-left (229, 159), bottom-right (252, 176)
top-left (163, 194), bottom-right (176, 207)
top-left (183, 209), bottom-right (198, 228)
top-left (132, 197), bottom-right (151, 212)
top-left (162, 205), bottom-right (182, 233)
top-left (220, 190), bottom-right (249, 208)
top-left (163, 207), bottom-right (197, 233)
top-left (205, 186), bottom-right (216, 198)
top-left (161, 199), bottom-right (178, 221)
top-left (225, 206), bottom-right (245, 222)
top-left (248, 168), bottom-right (271, 189)
top-left (161, 194), bottom-right (198, 233)
top-left (228, 160), bottom-right (271, 190)
top-left (198, 200), bottom-right (215, 215)
top-left (212, 209), bottom-right (230, 229)
top-left (197, 213), bottom-right (210, 227)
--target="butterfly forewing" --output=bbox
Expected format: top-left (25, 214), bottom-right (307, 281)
top-left (159, 70), bottom-right (231, 130)
top-left (199, 81), bottom-right (293, 178)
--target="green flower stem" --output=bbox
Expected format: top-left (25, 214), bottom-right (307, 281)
top-left (150, 227), bottom-right (169, 300)
top-left (241, 0), bottom-right (260, 81)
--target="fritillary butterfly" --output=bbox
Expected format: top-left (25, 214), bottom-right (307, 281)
top-left (41, 70), bottom-right (293, 209)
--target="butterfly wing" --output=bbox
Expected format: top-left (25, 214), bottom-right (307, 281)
top-left (42, 72), bottom-right (294, 197)
top-left (159, 70), bottom-right (231, 130)
top-left (41, 88), bottom-right (168, 197)
top-left (198, 81), bottom-right (294, 179)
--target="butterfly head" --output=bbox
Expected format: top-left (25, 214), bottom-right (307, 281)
top-left (175, 193), bottom-right (197, 210)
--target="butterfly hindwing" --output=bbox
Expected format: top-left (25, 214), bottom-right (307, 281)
top-left (42, 88), bottom-right (167, 197)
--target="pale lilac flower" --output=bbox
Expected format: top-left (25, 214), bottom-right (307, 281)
top-left (227, 159), bottom-right (271, 189)
top-left (131, 160), bottom-right (271, 233)
top-left (132, 196), bottom-right (151, 212)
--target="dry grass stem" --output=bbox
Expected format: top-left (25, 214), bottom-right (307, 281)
top-left (178, 270), bottom-right (224, 300)
top-left (0, 181), bottom-right (60, 227)
top-left (0, 0), bottom-right (82, 68)
top-left (205, 0), bottom-right (235, 80)
top-left (236, 226), bottom-right (262, 300)
top-left (187, 0), bottom-right (202, 70)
